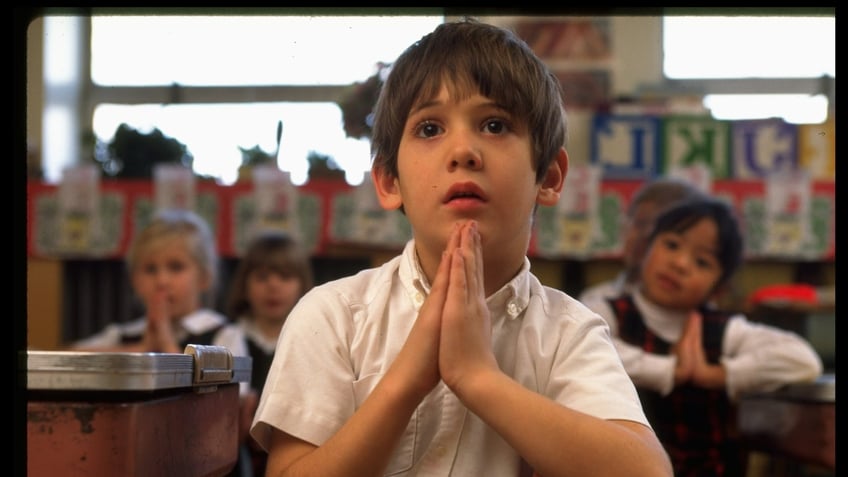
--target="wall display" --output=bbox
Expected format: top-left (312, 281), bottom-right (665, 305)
top-left (535, 164), bottom-right (603, 257)
top-left (591, 115), bottom-right (833, 181)
top-left (532, 177), bottom-right (833, 260)
top-left (731, 118), bottom-right (799, 179)
top-left (661, 115), bottom-right (732, 179)
top-left (591, 115), bottom-right (662, 179)
top-left (153, 164), bottom-right (196, 212)
top-left (27, 176), bottom-right (834, 261)
top-left (56, 165), bottom-right (103, 255)
top-left (513, 18), bottom-right (612, 61)
top-left (511, 17), bottom-right (613, 112)
top-left (248, 166), bottom-right (303, 245)
top-left (329, 175), bottom-right (412, 248)
top-left (797, 121), bottom-right (835, 180)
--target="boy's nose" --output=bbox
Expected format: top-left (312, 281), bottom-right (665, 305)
top-left (450, 154), bottom-right (481, 170)
top-left (446, 133), bottom-right (483, 171)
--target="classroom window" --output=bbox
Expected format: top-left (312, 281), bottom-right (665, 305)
top-left (662, 15), bottom-right (834, 124)
top-left (39, 13), bottom-right (834, 184)
top-left (41, 14), bottom-right (445, 185)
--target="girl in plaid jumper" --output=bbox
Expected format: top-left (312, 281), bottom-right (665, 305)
top-left (583, 197), bottom-right (822, 477)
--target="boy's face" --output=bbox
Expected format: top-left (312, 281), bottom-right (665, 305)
top-left (639, 216), bottom-right (723, 311)
top-left (373, 85), bottom-right (563, 268)
top-left (131, 238), bottom-right (208, 321)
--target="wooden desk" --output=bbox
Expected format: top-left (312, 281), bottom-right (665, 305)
top-left (24, 347), bottom-right (251, 477)
top-left (737, 374), bottom-right (835, 475)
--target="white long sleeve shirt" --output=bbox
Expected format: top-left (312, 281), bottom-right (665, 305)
top-left (582, 288), bottom-right (823, 400)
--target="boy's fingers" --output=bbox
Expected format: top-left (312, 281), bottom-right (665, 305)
top-left (465, 222), bottom-right (485, 299)
top-left (431, 223), bottom-right (464, 297)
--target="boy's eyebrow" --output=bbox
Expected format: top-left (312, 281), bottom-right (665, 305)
top-left (410, 96), bottom-right (506, 116)
top-left (409, 98), bottom-right (442, 115)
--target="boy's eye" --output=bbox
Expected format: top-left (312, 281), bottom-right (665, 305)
top-left (483, 118), bottom-right (507, 134)
top-left (414, 121), bottom-right (443, 138)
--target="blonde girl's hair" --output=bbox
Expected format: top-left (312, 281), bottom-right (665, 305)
top-left (126, 208), bottom-right (219, 306)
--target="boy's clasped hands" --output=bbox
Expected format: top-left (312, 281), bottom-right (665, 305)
top-left (391, 219), bottom-right (498, 401)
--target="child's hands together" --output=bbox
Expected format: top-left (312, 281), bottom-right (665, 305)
top-left (385, 223), bottom-right (456, 401)
top-left (438, 220), bottom-right (498, 395)
top-left (141, 290), bottom-right (181, 353)
top-left (672, 311), bottom-right (697, 384)
top-left (673, 311), bottom-right (726, 389)
top-left (388, 220), bottom-right (499, 402)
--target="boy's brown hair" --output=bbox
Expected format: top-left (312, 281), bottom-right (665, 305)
top-left (370, 18), bottom-right (567, 185)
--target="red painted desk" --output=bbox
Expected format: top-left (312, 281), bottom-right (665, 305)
top-left (24, 346), bottom-right (251, 477)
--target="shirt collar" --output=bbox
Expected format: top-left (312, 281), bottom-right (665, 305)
top-left (632, 288), bottom-right (688, 340)
top-left (399, 239), bottom-right (530, 320)
top-left (179, 309), bottom-right (228, 335)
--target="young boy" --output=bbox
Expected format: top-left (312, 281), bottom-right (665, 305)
top-left (585, 196), bottom-right (822, 476)
top-left (251, 19), bottom-right (672, 477)
top-left (579, 177), bottom-right (704, 305)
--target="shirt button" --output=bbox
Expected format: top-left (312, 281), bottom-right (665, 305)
top-left (507, 302), bottom-right (519, 316)
top-left (414, 292), bottom-right (424, 304)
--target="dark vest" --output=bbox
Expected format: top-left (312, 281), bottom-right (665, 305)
top-left (607, 295), bottom-right (744, 477)
top-left (245, 337), bottom-right (275, 395)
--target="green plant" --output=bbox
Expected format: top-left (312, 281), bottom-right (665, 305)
top-left (307, 151), bottom-right (345, 180)
top-left (337, 62), bottom-right (391, 140)
top-left (92, 123), bottom-right (195, 179)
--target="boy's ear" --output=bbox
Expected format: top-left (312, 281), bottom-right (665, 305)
top-left (371, 164), bottom-right (404, 210)
top-left (536, 148), bottom-right (568, 206)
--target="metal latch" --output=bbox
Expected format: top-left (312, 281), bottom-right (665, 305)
top-left (184, 344), bottom-right (234, 386)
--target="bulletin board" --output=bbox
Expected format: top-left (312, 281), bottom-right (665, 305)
top-left (27, 178), bottom-right (834, 261)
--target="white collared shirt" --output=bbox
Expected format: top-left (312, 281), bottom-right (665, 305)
top-left (583, 288), bottom-right (823, 399)
top-left (251, 240), bottom-right (648, 476)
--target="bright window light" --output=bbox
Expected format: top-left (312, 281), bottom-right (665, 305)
top-left (43, 106), bottom-right (75, 182)
top-left (93, 102), bottom-right (373, 186)
top-left (663, 15), bottom-right (834, 124)
top-left (82, 14), bottom-right (444, 185)
top-left (663, 16), bottom-right (834, 79)
top-left (44, 16), bottom-right (82, 85)
top-left (91, 15), bottom-right (444, 86)
top-left (704, 94), bottom-right (829, 125)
